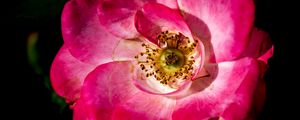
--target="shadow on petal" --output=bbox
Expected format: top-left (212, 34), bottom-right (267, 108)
top-left (180, 12), bottom-right (220, 96)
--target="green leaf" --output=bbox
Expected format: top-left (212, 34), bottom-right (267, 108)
top-left (27, 32), bottom-right (43, 75)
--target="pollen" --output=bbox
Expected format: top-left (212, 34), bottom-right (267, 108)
top-left (135, 31), bottom-right (198, 88)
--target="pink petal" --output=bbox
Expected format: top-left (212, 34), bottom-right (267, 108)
top-left (172, 57), bottom-right (262, 119)
top-left (244, 28), bottom-right (274, 64)
top-left (79, 61), bottom-right (175, 120)
top-left (221, 62), bottom-right (268, 119)
top-left (112, 92), bottom-right (175, 120)
top-left (249, 76), bottom-right (266, 119)
top-left (50, 45), bottom-right (95, 103)
top-left (112, 39), bottom-right (145, 61)
top-left (79, 61), bottom-right (137, 120)
top-left (61, 0), bottom-right (121, 65)
top-left (135, 3), bottom-right (193, 45)
top-left (258, 46), bottom-right (274, 64)
top-left (97, 0), bottom-right (179, 39)
top-left (220, 66), bottom-right (265, 119)
top-left (73, 99), bottom-right (89, 120)
top-left (156, 0), bottom-right (179, 9)
top-left (178, 0), bottom-right (255, 62)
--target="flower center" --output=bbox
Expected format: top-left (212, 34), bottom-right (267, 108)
top-left (134, 31), bottom-right (199, 90)
top-left (160, 48), bottom-right (184, 71)
top-left (165, 52), bottom-right (179, 65)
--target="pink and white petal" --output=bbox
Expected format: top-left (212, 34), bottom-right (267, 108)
top-left (98, 0), bottom-right (179, 39)
top-left (97, 0), bottom-right (143, 38)
top-left (244, 28), bottom-right (274, 64)
top-left (172, 57), bottom-right (261, 120)
top-left (112, 39), bottom-right (145, 61)
top-left (156, 0), bottom-right (179, 9)
top-left (112, 93), bottom-right (175, 120)
top-left (220, 68), bottom-right (263, 120)
top-left (178, 0), bottom-right (255, 62)
top-left (135, 3), bottom-right (193, 45)
top-left (80, 61), bottom-right (138, 119)
top-left (50, 45), bottom-right (95, 103)
top-left (80, 61), bottom-right (175, 120)
top-left (246, 61), bottom-right (268, 119)
top-left (62, 0), bottom-right (122, 65)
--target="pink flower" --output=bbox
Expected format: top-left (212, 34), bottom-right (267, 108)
top-left (51, 0), bottom-right (274, 119)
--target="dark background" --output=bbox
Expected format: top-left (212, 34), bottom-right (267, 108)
top-left (15, 0), bottom-right (296, 119)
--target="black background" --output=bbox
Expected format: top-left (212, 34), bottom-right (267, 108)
top-left (14, 0), bottom-right (297, 119)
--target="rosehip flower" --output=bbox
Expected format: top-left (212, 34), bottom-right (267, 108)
top-left (51, 0), bottom-right (274, 119)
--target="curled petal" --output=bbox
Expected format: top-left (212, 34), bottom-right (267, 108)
top-left (178, 0), bottom-right (255, 62)
top-left (172, 57), bottom-right (262, 119)
top-left (258, 46), bottom-right (274, 64)
top-left (62, 0), bottom-right (121, 65)
top-left (135, 3), bottom-right (193, 45)
top-left (50, 45), bottom-right (95, 103)
top-left (243, 28), bottom-right (274, 64)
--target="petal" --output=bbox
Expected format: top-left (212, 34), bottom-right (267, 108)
top-left (258, 46), bottom-right (274, 64)
top-left (220, 62), bottom-right (268, 119)
top-left (98, 0), bottom-right (179, 39)
top-left (172, 57), bottom-right (262, 119)
top-left (249, 77), bottom-right (266, 119)
top-left (112, 39), bottom-right (145, 61)
top-left (80, 61), bottom-right (175, 120)
top-left (244, 28), bottom-right (274, 64)
top-left (112, 92), bottom-right (175, 120)
top-left (178, 0), bottom-right (255, 62)
top-left (135, 3), bottom-right (193, 45)
top-left (156, 0), bottom-right (179, 9)
top-left (61, 0), bottom-right (121, 65)
top-left (73, 99), bottom-right (89, 120)
top-left (80, 61), bottom-right (137, 119)
top-left (50, 45), bottom-right (95, 103)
